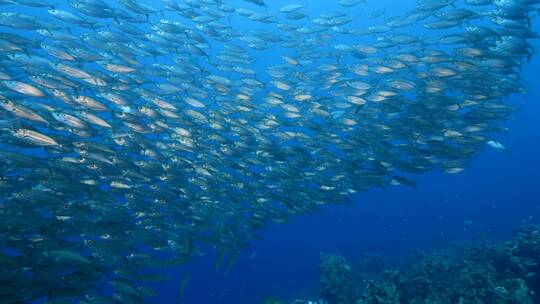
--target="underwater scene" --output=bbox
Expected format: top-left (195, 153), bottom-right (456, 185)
top-left (0, 0), bottom-right (539, 303)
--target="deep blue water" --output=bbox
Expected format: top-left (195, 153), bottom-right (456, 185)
top-left (145, 4), bottom-right (540, 304)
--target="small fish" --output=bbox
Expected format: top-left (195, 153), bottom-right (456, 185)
top-left (2, 81), bottom-right (46, 97)
top-left (487, 140), bottom-right (507, 151)
top-left (176, 273), bottom-right (191, 304)
top-left (242, 0), bottom-right (267, 8)
top-left (338, 0), bottom-right (366, 7)
top-left (12, 128), bottom-right (59, 146)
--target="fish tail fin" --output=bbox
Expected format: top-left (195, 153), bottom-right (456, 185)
top-left (176, 273), bottom-right (191, 304)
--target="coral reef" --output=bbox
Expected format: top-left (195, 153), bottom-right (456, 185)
top-left (264, 297), bottom-right (285, 304)
top-left (319, 253), bottom-right (358, 304)
top-left (317, 224), bottom-right (540, 304)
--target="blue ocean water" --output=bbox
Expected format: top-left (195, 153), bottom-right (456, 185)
top-left (166, 69), bottom-right (540, 303)
top-left (1, 0), bottom-right (539, 303)
top-left (144, 2), bottom-right (540, 304)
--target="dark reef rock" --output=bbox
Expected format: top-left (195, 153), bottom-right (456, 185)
top-left (317, 224), bottom-right (540, 304)
top-left (319, 253), bottom-right (358, 304)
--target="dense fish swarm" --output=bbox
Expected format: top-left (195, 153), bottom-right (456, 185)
top-left (0, 0), bottom-right (538, 302)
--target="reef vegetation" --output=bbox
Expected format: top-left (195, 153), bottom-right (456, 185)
top-left (314, 224), bottom-right (540, 304)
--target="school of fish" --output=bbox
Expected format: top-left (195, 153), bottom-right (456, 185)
top-left (0, 0), bottom-right (537, 302)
